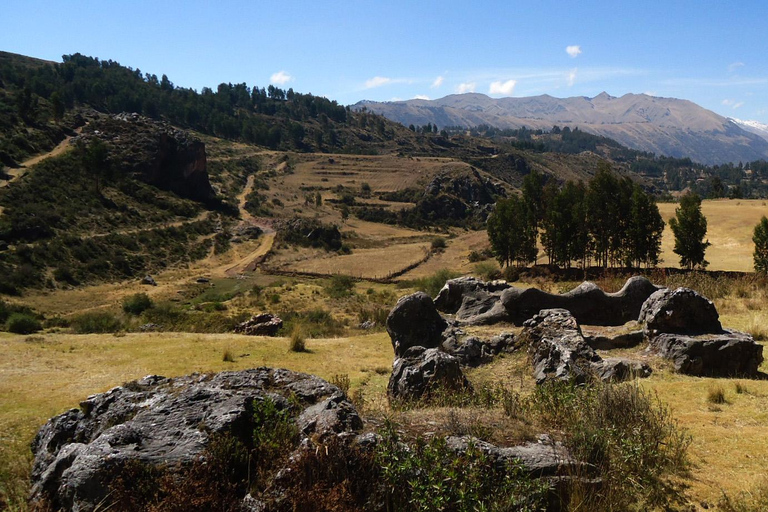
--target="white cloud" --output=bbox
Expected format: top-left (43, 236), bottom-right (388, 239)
top-left (413, 95), bottom-right (430, 100)
top-left (723, 99), bottom-right (745, 109)
top-left (566, 45), bottom-right (582, 58)
top-left (489, 79), bottom-right (517, 96)
top-left (456, 82), bottom-right (476, 93)
top-left (566, 68), bottom-right (578, 86)
top-left (728, 61), bottom-right (745, 72)
top-left (270, 70), bottom-right (292, 85)
top-left (365, 76), bottom-right (392, 89)
top-left (734, 102), bottom-right (745, 109)
top-left (643, 91), bottom-right (657, 97)
top-left (431, 76), bottom-right (444, 88)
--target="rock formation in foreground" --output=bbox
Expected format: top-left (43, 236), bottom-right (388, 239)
top-left (30, 368), bottom-right (361, 511)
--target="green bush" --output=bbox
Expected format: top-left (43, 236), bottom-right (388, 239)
top-left (376, 422), bottom-right (547, 511)
top-left (430, 237), bottom-right (447, 252)
top-left (5, 313), bottom-right (42, 334)
top-left (324, 274), bottom-right (355, 298)
top-left (122, 293), bottom-right (153, 315)
top-left (70, 311), bottom-right (125, 334)
top-left (473, 261), bottom-right (501, 281)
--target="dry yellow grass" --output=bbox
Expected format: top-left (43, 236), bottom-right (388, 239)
top-left (657, 199), bottom-right (768, 272)
top-left (278, 242), bottom-right (430, 279)
top-left (400, 231), bottom-right (490, 280)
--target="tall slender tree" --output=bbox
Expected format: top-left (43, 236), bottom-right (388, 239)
top-left (669, 192), bottom-right (710, 269)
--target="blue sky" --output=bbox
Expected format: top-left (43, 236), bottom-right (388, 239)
top-left (3, 0), bottom-right (768, 122)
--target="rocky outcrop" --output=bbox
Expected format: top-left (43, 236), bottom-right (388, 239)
top-left (386, 292), bottom-right (447, 357)
top-left (523, 309), bottom-right (651, 384)
top-left (651, 330), bottom-right (763, 376)
top-left (30, 368), bottom-right (361, 512)
top-left (387, 346), bottom-right (471, 400)
top-left (434, 276), bottom-right (511, 323)
top-left (77, 113), bottom-right (215, 202)
top-left (640, 287), bottom-right (764, 376)
top-left (441, 276), bottom-right (660, 326)
top-left (639, 287), bottom-right (722, 337)
top-left (424, 168), bottom-right (506, 206)
top-left (234, 313), bottom-right (283, 336)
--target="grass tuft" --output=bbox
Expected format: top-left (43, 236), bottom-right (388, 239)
top-left (707, 386), bottom-right (727, 404)
top-left (289, 325), bottom-right (307, 352)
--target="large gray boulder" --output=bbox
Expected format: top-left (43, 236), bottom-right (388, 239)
top-left (504, 276), bottom-right (661, 326)
top-left (30, 368), bottom-right (361, 512)
top-left (387, 346), bottom-right (471, 400)
top-left (386, 292), bottom-right (448, 356)
top-left (651, 331), bottom-right (763, 377)
top-left (639, 287), bottom-right (722, 337)
top-left (522, 309), bottom-right (651, 384)
top-left (639, 287), bottom-right (764, 377)
top-left (443, 276), bottom-right (660, 326)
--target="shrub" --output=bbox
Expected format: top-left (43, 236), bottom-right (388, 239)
top-left (5, 313), bottom-right (42, 334)
top-left (708, 386), bottom-right (727, 404)
top-left (430, 237), bottom-right (447, 252)
top-left (70, 311), bottom-right (125, 334)
top-left (324, 274), bottom-right (355, 298)
top-left (222, 348), bottom-right (235, 362)
top-left (528, 380), bottom-right (690, 509)
top-left (376, 422), bottom-right (548, 511)
top-left (122, 293), bottom-right (153, 315)
top-left (473, 261), bottom-right (501, 281)
top-left (280, 309), bottom-right (344, 338)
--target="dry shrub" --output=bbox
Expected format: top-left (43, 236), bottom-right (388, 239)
top-left (289, 325), bottom-right (307, 352)
top-left (719, 478), bottom-right (768, 512)
top-left (707, 386), bottom-right (727, 404)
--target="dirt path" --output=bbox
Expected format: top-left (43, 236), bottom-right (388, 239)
top-left (219, 173), bottom-right (277, 277)
top-left (4, 128), bottom-right (82, 185)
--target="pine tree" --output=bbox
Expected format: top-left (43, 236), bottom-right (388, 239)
top-left (753, 216), bottom-right (768, 273)
top-left (669, 192), bottom-right (710, 269)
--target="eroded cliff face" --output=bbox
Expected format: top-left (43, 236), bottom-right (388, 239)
top-left (78, 112), bottom-right (215, 202)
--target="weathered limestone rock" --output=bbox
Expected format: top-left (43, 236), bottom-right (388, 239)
top-left (504, 276), bottom-right (661, 326)
top-left (440, 276), bottom-right (660, 326)
top-left (387, 347), bottom-right (471, 400)
top-left (639, 287), bottom-right (721, 337)
top-left (386, 292), bottom-right (447, 357)
top-left (234, 313), bottom-right (283, 336)
top-left (434, 276), bottom-right (511, 323)
top-left (639, 287), bottom-right (764, 376)
top-left (30, 368), bottom-right (360, 512)
top-left (651, 331), bottom-right (763, 376)
top-left (522, 309), bottom-right (651, 384)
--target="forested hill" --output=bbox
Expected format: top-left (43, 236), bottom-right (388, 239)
top-left (0, 51), bottom-right (437, 166)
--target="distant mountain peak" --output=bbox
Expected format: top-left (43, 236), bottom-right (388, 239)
top-left (353, 92), bottom-right (768, 165)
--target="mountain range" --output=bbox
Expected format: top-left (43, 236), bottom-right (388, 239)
top-left (354, 93), bottom-right (768, 165)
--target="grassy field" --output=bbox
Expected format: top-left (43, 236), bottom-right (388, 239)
top-left (658, 199), bottom-right (768, 272)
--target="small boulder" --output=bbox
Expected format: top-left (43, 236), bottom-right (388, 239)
top-left (386, 292), bottom-right (447, 357)
top-left (387, 347), bottom-right (470, 401)
top-left (235, 313), bottom-right (283, 336)
top-left (141, 275), bottom-right (157, 286)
